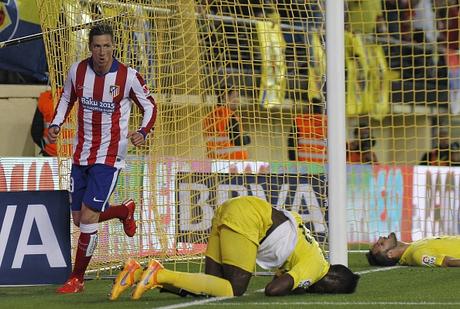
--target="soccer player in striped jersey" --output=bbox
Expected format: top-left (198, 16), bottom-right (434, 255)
top-left (48, 23), bottom-right (157, 294)
top-left (367, 232), bottom-right (460, 267)
top-left (109, 196), bottom-right (360, 300)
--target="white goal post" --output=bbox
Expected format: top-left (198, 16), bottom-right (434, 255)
top-left (326, 0), bottom-right (348, 265)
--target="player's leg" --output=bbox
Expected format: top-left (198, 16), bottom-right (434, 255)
top-left (98, 201), bottom-right (127, 221)
top-left (149, 223), bottom-right (232, 297)
top-left (58, 164), bottom-right (120, 294)
top-left (112, 223), bottom-right (224, 300)
top-left (68, 164), bottom-right (87, 227)
top-left (218, 226), bottom-right (255, 296)
top-left (130, 223), bottom-right (233, 299)
top-left (158, 284), bottom-right (201, 297)
top-left (131, 259), bottom-right (233, 300)
top-left (72, 210), bottom-right (81, 226)
top-left (205, 257), bottom-right (223, 277)
top-left (204, 222), bottom-right (224, 277)
top-left (69, 204), bottom-right (100, 279)
top-left (153, 225), bottom-right (255, 298)
top-left (57, 203), bottom-right (100, 294)
top-left (98, 199), bottom-right (137, 237)
top-left (56, 165), bottom-right (86, 292)
top-left (82, 164), bottom-right (130, 227)
top-left (95, 162), bottom-right (135, 235)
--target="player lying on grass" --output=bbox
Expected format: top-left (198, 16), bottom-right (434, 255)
top-left (366, 232), bottom-right (460, 267)
top-left (109, 196), bottom-right (360, 300)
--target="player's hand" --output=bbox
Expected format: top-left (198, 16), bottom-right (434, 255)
top-left (48, 126), bottom-right (60, 144)
top-left (128, 131), bottom-right (145, 147)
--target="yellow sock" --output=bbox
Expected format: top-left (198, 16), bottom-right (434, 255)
top-left (157, 269), bottom-right (233, 297)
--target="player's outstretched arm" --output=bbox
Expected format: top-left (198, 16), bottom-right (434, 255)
top-left (442, 257), bottom-right (460, 267)
top-left (264, 273), bottom-right (294, 296)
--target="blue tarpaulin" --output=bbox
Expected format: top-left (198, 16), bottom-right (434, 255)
top-left (0, 0), bottom-right (48, 82)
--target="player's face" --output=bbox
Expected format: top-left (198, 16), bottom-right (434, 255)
top-left (370, 232), bottom-right (397, 256)
top-left (89, 34), bottom-right (114, 73)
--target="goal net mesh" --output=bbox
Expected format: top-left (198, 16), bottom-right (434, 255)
top-left (35, 0), bottom-right (460, 272)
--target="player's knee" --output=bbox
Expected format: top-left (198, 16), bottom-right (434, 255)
top-left (227, 277), bottom-right (248, 296)
top-left (222, 264), bottom-right (251, 296)
top-left (230, 284), bottom-right (246, 296)
top-left (205, 256), bottom-right (223, 277)
top-left (264, 285), bottom-right (276, 296)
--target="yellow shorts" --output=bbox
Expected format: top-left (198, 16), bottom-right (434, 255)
top-left (205, 224), bottom-right (257, 273)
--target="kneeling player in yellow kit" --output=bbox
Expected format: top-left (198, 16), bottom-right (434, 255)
top-left (367, 232), bottom-right (460, 267)
top-left (109, 196), bottom-right (360, 300)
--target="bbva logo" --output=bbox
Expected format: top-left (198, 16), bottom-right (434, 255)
top-left (0, 190), bottom-right (71, 285)
top-left (0, 204), bottom-right (67, 269)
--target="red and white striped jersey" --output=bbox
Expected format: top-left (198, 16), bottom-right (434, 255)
top-left (51, 58), bottom-right (157, 168)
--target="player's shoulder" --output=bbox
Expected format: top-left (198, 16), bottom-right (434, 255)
top-left (124, 65), bottom-right (147, 85)
top-left (288, 211), bottom-right (303, 225)
top-left (68, 58), bottom-right (88, 73)
top-left (122, 63), bottom-right (139, 75)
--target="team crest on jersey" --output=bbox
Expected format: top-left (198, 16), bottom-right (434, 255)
top-left (298, 279), bottom-right (312, 289)
top-left (422, 255), bottom-right (436, 266)
top-left (109, 85), bottom-right (120, 97)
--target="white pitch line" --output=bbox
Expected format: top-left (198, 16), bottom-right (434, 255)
top-left (355, 266), bottom-right (403, 275)
top-left (155, 297), bottom-right (233, 309)
top-left (154, 266), bottom-right (401, 309)
top-left (196, 301), bottom-right (460, 306)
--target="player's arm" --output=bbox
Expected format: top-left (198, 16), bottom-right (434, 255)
top-left (442, 256), bottom-right (460, 267)
top-left (264, 272), bottom-right (294, 296)
top-left (49, 68), bottom-right (77, 143)
top-left (129, 71), bottom-right (157, 146)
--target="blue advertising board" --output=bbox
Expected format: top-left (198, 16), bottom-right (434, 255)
top-left (0, 190), bottom-right (71, 285)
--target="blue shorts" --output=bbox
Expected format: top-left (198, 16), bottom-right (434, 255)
top-left (70, 164), bottom-right (121, 212)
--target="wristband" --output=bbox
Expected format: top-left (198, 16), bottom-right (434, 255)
top-left (137, 129), bottom-right (147, 140)
top-left (49, 124), bottom-right (60, 131)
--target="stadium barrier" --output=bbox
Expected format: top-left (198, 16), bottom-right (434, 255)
top-left (0, 190), bottom-right (71, 285)
top-left (1, 156), bottom-right (459, 272)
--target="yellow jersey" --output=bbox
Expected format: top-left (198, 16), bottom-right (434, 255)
top-left (280, 211), bottom-right (329, 289)
top-left (399, 236), bottom-right (460, 267)
top-left (212, 196), bottom-right (329, 289)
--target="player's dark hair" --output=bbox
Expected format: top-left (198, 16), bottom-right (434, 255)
top-left (366, 250), bottom-right (399, 266)
top-left (307, 264), bottom-right (360, 294)
top-left (89, 23), bottom-right (114, 43)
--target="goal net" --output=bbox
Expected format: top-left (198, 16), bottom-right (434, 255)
top-left (35, 0), bottom-right (460, 273)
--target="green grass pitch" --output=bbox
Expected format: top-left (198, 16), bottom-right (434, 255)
top-left (1, 252), bottom-right (460, 309)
